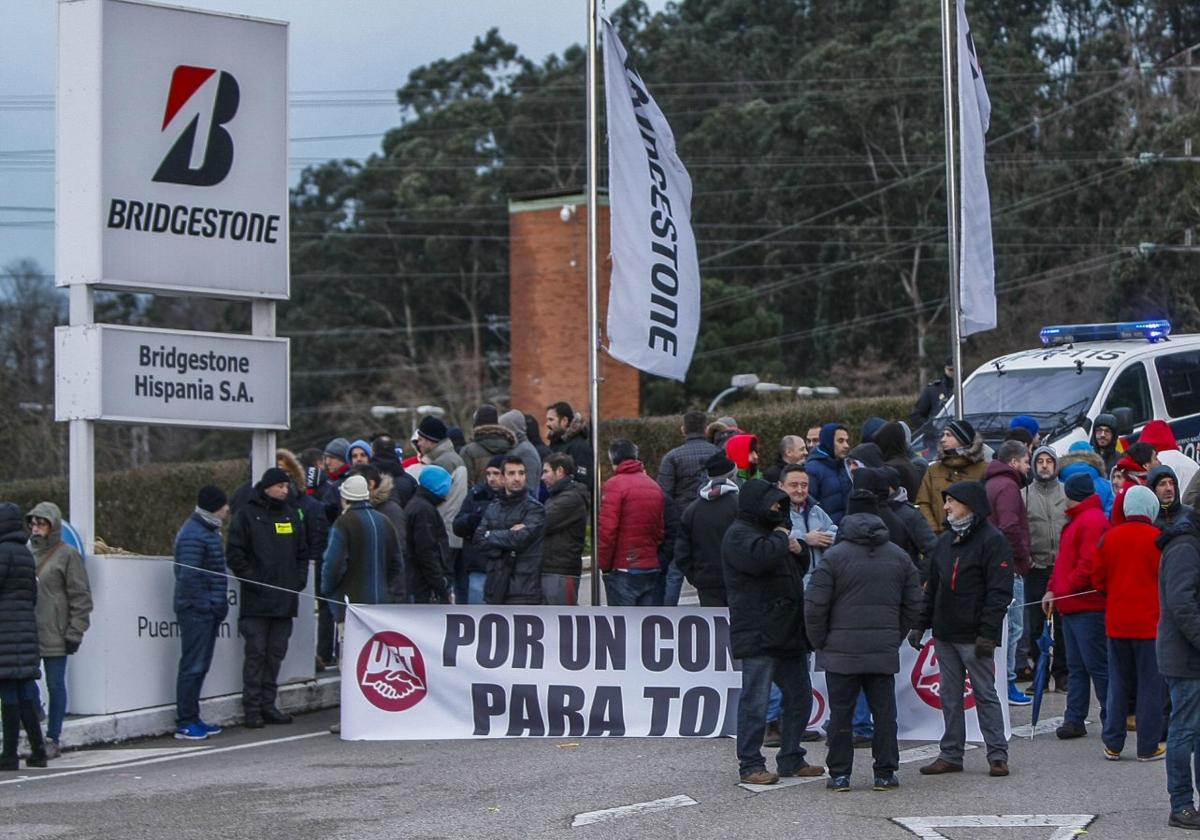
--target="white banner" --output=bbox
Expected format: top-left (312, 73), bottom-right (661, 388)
top-left (602, 18), bottom-right (700, 382)
top-left (957, 0), bottom-right (996, 337)
top-left (340, 605), bottom-right (1010, 741)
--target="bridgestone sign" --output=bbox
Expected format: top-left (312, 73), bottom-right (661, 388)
top-left (56, 324), bottom-right (289, 430)
top-left (57, 0), bottom-right (288, 299)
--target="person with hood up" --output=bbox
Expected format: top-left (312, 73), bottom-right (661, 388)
top-left (983, 441), bottom-right (1034, 706)
top-left (597, 439), bottom-right (665, 606)
top-left (847, 442), bottom-right (884, 472)
top-left (721, 479), bottom-right (822, 785)
top-left (460, 405), bottom-right (517, 488)
top-left (860, 417), bottom-right (887, 445)
top-left (499, 409), bottom-right (543, 498)
top-left (1043, 472), bottom-right (1110, 740)
top-left (1059, 441), bottom-right (1115, 517)
top-left (806, 423), bottom-right (853, 525)
top-left (1090, 413), bottom-right (1121, 475)
top-left (725, 433), bottom-right (761, 484)
top-left (540, 454), bottom-right (590, 605)
top-left (475, 455), bottom-right (545, 605)
top-left (806, 488), bottom-right (924, 792)
top-left (915, 419), bottom-right (988, 535)
top-left (346, 439), bottom-right (372, 467)
top-left (26, 501), bottom-right (93, 757)
top-left (778, 464), bottom-right (837, 584)
top-left (405, 466), bottom-right (453, 604)
top-left (875, 421), bottom-right (921, 500)
top-left (1022, 446), bottom-right (1068, 690)
top-left (911, 480), bottom-right (1013, 777)
top-left (676, 453), bottom-right (741, 607)
top-left (320, 474), bottom-right (405, 621)
top-left (1141, 420), bottom-right (1199, 500)
top-left (453, 454), bottom-right (506, 604)
top-left (225, 468), bottom-right (309, 729)
top-left (0, 502), bottom-right (46, 770)
top-left (1093, 485), bottom-right (1165, 761)
top-left (1156, 506), bottom-right (1200, 829)
top-left (1149, 464), bottom-right (1193, 528)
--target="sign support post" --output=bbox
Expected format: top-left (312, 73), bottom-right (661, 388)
top-left (67, 284), bottom-right (95, 552)
top-left (250, 299), bottom-right (277, 481)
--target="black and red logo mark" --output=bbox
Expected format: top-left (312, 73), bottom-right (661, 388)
top-left (153, 65), bottom-right (239, 187)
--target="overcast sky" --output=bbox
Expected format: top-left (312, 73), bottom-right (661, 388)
top-left (0, 0), bottom-right (667, 275)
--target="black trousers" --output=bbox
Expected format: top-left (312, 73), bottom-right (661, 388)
top-left (240, 616), bottom-right (292, 713)
top-left (697, 588), bottom-right (727, 607)
top-left (825, 672), bottom-right (899, 777)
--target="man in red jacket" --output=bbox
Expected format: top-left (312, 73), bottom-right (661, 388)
top-left (985, 441), bottom-right (1033, 706)
top-left (1093, 485), bottom-right (1165, 761)
top-left (598, 439), bottom-right (666, 606)
top-left (1044, 472), bottom-right (1111, 739)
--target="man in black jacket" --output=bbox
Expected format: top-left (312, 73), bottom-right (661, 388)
top-left (912, 480), bottom-right (1014, 777)
top-left (676, 452), bottom-right (739, 606)
top-left (226, 468), bottom-right (309, 729)
top-left (721, 479), bottom-right (823, 785)
top-left (0, 502), bottom-right (47, 769)
top-left (541, 454), bottom-right (589, 605)
top-left (806, 490), bottom-right (924, 792)
top-left (546, 402), bottom-right (594, 485)
top-left (406, 466), bottom-right (454, 604)
top-left (476, 456), bottom-right (546, 605)
top-left (453, 455), bottom-right (505, 604)
top-left (909, 357), bottom-right (955, 429)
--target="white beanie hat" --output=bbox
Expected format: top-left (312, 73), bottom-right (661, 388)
top-left (340, 474), bottom-right (370, 502)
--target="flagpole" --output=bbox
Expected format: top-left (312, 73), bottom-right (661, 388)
top-left (940, 0), bottom-right (965, 420)
top-left (586, 0), bottom-right (602, 605)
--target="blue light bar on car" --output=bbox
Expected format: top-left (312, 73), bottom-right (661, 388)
top-left (1039, 320), bottom-right (1171, 347)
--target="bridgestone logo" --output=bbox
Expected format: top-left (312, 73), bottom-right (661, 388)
top-left (106, 199), bottom-right (281, 244)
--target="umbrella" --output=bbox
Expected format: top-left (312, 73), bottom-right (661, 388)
top-left (1029, 607), bottom-right (1055, 731)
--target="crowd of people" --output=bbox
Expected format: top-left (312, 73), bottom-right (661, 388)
top-left (3, 393), bottom-right (1200, 830)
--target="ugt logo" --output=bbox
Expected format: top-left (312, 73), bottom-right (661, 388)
top-left (356, 631), bottom-right (428, 713)
top-left (153, 65), bottom-right (239, 186)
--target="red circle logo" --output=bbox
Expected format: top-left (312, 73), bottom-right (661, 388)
top-left (911, 639), bottom-right (976, 710)
top-left (356, 631), bottom-right (428, 712)
top-left (808, 688), bottom-right (827, 727)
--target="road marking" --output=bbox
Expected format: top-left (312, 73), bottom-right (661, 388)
top-left (42, 746), bottom-right (207, 769)
top-left (898, 743), bottom-right (977, 764)
top-left (893, 814), bottom-right (1095, 840)
top-left (0, 731), bottom-right (329, 786)
top-left (738, 742), bottom-right (978, 793)
top-left (571, 795), bottom-right (698, 827)
top-left (1011, 716), bottom-right (1065, 738)
top-left (739, 773), bottom-right (827, 793)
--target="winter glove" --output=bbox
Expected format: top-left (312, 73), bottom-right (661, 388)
top-left (906, 629), bottom-right (925, 651)
top-left (64, 639), bottom-right (80, 656)
top-left (974, 637), bottom-right (997, 660)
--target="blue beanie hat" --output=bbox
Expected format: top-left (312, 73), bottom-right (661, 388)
top-left (419, 465), bottom-right (452, 498)
top-left (1122, 485), bottom-right (1159, 522)
top-left (1010, 415), bottom-right (1040, 437)
top-left (346, 438), bottom-right (373, 461)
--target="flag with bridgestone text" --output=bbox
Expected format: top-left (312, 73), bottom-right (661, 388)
top-left (957, 0), bottom-right (996, 336)
top-left (602, 17), bottom-right (699, 382)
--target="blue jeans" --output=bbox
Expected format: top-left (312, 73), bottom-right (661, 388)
top-left (1166, 677), bottom-right (1200, 812)
top-left (42, 656), bottom-right (67, 741)
top-left (1062, 611), bottom-right (1108, 726)
top-left (1006, 575), bottom-right (1025, 682)
top-left (736, 654), bottom-right (813, 776)
top-left (176, 611), bottom-right (221, 727)
top-left (767, 684), bottom-right (782, 723)
top-left (854, 691), bottom-right (874, 737)
top-left (468, 572), bottom-right (487, 605)
top-left (1103, 637), bottom-right (1165, 757)
top-left (603, 571), bottom-right (660, 607)
top-left (663, 561), bottom-right (685, 607)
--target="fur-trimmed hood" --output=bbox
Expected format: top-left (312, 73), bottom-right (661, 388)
top-left (1058, 448), bottom-right (1105, 476)
top-left (937, 432), bottom-right (985, 468)
top-left (560, 413), bottom-right (590, 443)
top-left (276, 448), bottom-right (305, 489)
top-left (470, 424), bottom-right (516, 450)
top-left (369, 473), bottom-right (396, 507)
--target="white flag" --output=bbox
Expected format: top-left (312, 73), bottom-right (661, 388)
top-left (957, 0), bottom-right (996, 336)
top-left (602, 17), bottom-right (699, 381)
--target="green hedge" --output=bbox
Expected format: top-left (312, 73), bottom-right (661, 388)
top-left (598, 396), bottom-right (912, 478)
top-left (0, 459), bottom-right (249, 556)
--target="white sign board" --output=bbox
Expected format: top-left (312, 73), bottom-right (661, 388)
top-left (56, 324), bottom-right (290, 430)
top-left (57, 0), bottom-right (288, 299)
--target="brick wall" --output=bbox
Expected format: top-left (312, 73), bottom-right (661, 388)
top-left (508, 194), bottom-right (640, 420)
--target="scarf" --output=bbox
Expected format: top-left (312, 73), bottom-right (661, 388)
top-left (195, 506), bottom-right (224, 529)
top-left (700, 478), bottom-right (739, 500)
top-left (948, 512), bottom-right (975, 536)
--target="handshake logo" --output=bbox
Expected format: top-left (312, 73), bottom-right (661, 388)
top-left (356, 631), bottom-right (428, 713)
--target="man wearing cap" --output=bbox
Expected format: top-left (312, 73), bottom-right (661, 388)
top-left (171, 486), bottom-right (229, 741)
top-left (226, 468), bottom-right (308, 729)
top-left (475, 455), bottom-right (546, 605)
top-left (1043, 472), bottom-right (1110, 740)
top-left (414, 416), bottom-right (469, 602)
top-left (909, 357), bottom-right (955, 429)
top-left (320, 474), bottom-right (404, 628)
top-left (1009, 415), bottom-right (1041, 450)
top-left (916, 418), bottom-right (987, 535)
top-left (405, 465), bottom-right (454, 603)
top-left (318, 437), bottom-right (352, 522)
top-left (676, 452), bottom-right (741, 607)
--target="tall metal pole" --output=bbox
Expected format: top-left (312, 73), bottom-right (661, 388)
top-left (941, 0), bottom-right (965, 419)
top-left (586, 0), bottom-right (603, 605)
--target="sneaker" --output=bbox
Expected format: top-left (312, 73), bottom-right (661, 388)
top-left (1169, 808), bottom-right (1200, 830)
top-left (1056, 721), bottom-right (1087, 740)
top-left (779, 764), bottom-right (824, 778)
top-left (739, 769), bottom-right (779, 785)
top-left (199, 720), bottom-right (222, 736)
top-left (919, 758), bottom-right (963, 775)
top-left (826, 775), bottom-right (851, 792)
top-left (1008, 684), bottom-right (1032, 706)
top-left (873, 774), bottom-right (900, 791)
top-left (1138, 744), bottom-right (1167, 762)
top-left (44, 739), bottom-right (61, 760)
top-left (174, 722), bottom-right (209, 741)
top-left (1103, 746), bottom-right (1121, 761)
top-left (762, 720), bottom-right (782, 748)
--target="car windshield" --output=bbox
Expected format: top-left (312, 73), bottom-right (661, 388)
top-left (954, 368), bottom-right (1108, 429)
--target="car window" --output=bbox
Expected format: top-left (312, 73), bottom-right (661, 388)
top-left (1155, 351), bottom-right (1200, 418)
top-left (1102, 362), bottom-right (1152, 424)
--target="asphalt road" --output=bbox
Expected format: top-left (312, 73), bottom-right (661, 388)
top-left (0, 688), bottom-right (1182, 840)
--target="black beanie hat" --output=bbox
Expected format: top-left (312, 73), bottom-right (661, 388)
top-left (945, 418), bottom-right (976, 448)
top-left (473, 404), bottom-right (499, 427)
top-left (1064, 473), bottom-right (1095, 502)
top-left (197, 485), bottom-right (227, 513)
top-left (704, 452), bottom-right (736, 477)
top-left (847, 489), bottom-right (880, 516)
top-left (259, 467), bottom-right (291, 488)
top-left (417, 415), bottom-right (448, 442)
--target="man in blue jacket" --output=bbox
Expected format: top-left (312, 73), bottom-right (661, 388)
top-left (804, 423), bottom-right (852, 524)
top-left (173, 485), bottom-right (231, 740)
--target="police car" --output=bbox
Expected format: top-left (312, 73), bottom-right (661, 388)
top-left (931, 320), bottom-right (1200, 464)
